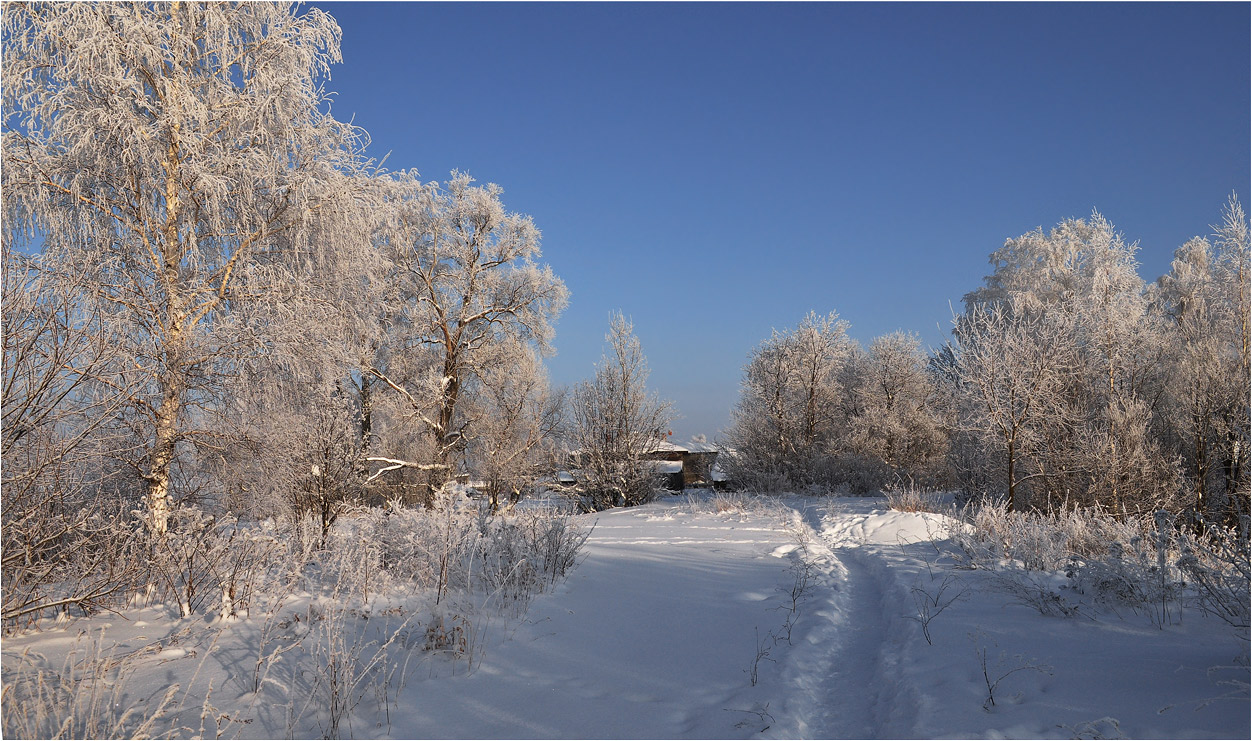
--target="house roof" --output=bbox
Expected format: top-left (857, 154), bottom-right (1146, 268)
top-left (644, 439), bottom-right (689, 454)
top-left (565, 439), bottom-right (722, 457)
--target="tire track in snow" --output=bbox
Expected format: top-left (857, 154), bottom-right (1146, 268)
top-left (779, 500), bottom-right (921, 739)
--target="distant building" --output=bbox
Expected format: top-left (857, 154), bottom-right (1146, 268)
top-left (566, 439), bottom-right (723, 491)
top-left (641, 439), bottom-right (719, 490)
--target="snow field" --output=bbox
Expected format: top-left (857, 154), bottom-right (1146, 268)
top-left (2, 494), bottom-right (1247, 739)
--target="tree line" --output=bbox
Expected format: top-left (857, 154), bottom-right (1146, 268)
top-left (724, 203), bottom-right (1250, 524)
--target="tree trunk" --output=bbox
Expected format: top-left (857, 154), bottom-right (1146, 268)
top-left (147, 367), bottom-right (184, 536)
top-left (148, 106), bottom-right (187, 537)
top-left (429, 348), bottom-right (461, 503)
top-left (1006, 434), bottom-right (1018, 512)
top-left (359, 372), bottom-right (373, 453)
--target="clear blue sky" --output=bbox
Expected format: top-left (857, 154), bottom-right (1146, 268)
top-left (311, 1), bottom-right (1250, 442)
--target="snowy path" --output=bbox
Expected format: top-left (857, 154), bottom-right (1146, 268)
top-left (377, 497), bottom-right (939, 739)
top-left (383, 502), bottom-right (806, 739)
top-left (793, 498), bottom-right (1250, 741)
top-left (789, 499), bottom-right (921, 739)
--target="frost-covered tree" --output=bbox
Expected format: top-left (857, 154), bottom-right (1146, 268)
top-left (1063, 217), bottom-right (1174, 512)
top-left (366, 171), bottom-right (569, 501)
top-left (961, 213), bottom-right (1178, 513)
top-left (1, 243), bottom-right (147, 621)
top-left (2, 2), bottom-right (374, 534)
top-left (569, 313), bottom-right (673, 511)
top-left (950, 300), bottom-right (1081, 511)
top-left (846, 332), bottom-right (948, 488)
top-left (1155, 196), bottom-right (1251, 521)
top-left (214, 363), bottom-right (366, 542)
top-left (468, 339), bottom-right (565, 512)
top-left (723, 311), bottom-right (853, 491)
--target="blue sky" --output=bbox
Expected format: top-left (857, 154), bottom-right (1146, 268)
top-left (311, 1), bottom-right (1250, 441)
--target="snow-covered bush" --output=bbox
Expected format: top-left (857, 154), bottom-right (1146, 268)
top-left (1176, 521), bottom-right (1251, 632)
top-left (148, 507), bottom-right (282, 620)
top-left (946, 501), bottom-right (1142, 572)
top-left (317, 494), bottom-right (589, 609)
top-left (944, 501), bottom-right (1212, 625)
top-left (715, 461), bottom-right (793, 496)
top-left (705, 490), bottom-right (757, 513)
top-left (2, 501), bottom-right (146, 629)
top-left (233, 497), bottom-right (590, 735)
top-left (514, 506), bottom-right (592, 588)
top-left (884, 480), bottom-right (946, 513)
top-left (1063, 513), bottom-right (1187, 627)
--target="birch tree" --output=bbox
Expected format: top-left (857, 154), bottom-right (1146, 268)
top-left (468, 339), bottom-right (565, 512)
top-left (2, 2), bottom-right (373, 534)
top-left (569, 313), bottom-right (673, 511)
top-left (951, 300), bottom-right (1081, 511)
top-left (963, 213), bottom-right (1176, 512)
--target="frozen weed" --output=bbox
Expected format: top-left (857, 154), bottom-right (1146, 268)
top-left (885, 480), bottom-right (945, 513)
top-left (943, 501), bottom-right (1225, 626)
top-left (1176, 520), bottom-right (1250, 632)
top-left (970, 630), bottom-right (1053, 711)
top-left (724, 703), bottom-right (775, 733)
top-left (746, 626), bottom-right (776, 687)
top-left (1, 628), bottom-right (201, 739)
top-left (148, 507), bottom-right (283, 620)
top-left (1064, 716), bottom-right (1126, 739)
top-left (908, 571), bottom-right (970, 645)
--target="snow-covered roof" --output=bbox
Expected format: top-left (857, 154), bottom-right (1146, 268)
top-left (643, 439), bottom-right (689, 454)
top-left (564, 439), bottom-right (720, 457)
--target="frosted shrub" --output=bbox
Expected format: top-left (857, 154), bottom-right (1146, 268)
top-left (946, 501), bottom-right (1142, 572)
top-left (473, 517), bottom-right (541, 609)
top-left (301, 603), bottom-right (414, 740)
top-left (1064, 517), bottom-right (1186, 627)
top-left (824, 455), bottom-right (891, 495)
top-left (884, 481), bottom-right (945, 513)
top-left (319, 495), bottom-right (589, 609)
top-left (149, 507), bottom-right (282, 619)
top-left (289, 510), bottom-right (333, 567)
top-left (518, 507), bottom-right (591, 585)
top-left (945, 501), bottom-right (1227, 626)
top-left (704, 490), bottom-right (755, 513)
top-left (1176, 521), bottom-right (1251, 631)
top-left (719, 464), bottom-right (792, 496)
top-left (2, 504), bottom-right (146, 628)
top-left (319, 515), bottom-right (389, 603)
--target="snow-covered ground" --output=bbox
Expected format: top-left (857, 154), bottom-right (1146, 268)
top-left (3, 494), bottom-right (1248, 739)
